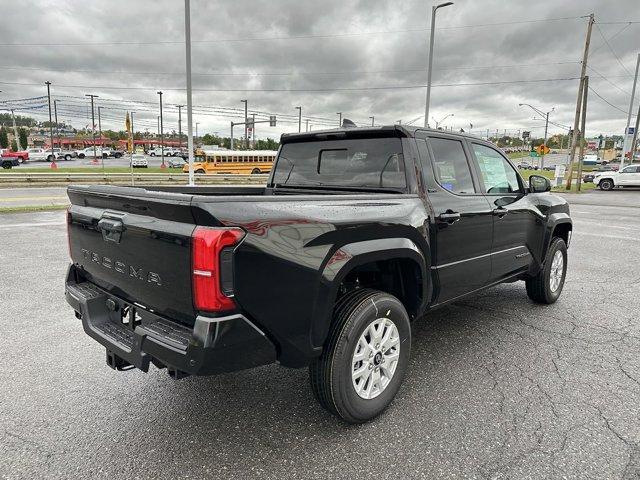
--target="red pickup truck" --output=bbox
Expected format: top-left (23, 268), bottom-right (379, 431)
top-left (0, 149), bottom-right (29, 163)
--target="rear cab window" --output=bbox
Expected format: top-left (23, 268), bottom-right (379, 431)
top-left (271, 137), bottom-right (406, 191)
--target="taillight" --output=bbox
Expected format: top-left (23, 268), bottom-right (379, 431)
top-left (191, 227), bottom-right (244, 312)
top-left (66, 207), bottom-right (72, 259)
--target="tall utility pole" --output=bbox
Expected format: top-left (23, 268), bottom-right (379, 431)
top-left (620, 53), bottom-right (639, 170)
top-left (566, 13), bottom-right (595, 190)
top-left (97, 106), bottom-right (102, 145)
top-left (85, 94), bottom-right (100, 170)
top-left (195, 122), bottom-right (199, 144)
top-left (241, 99), bottom-right (248, 147)
top-left (45, 81), bottom-right (55, 166)
top-left (337, 112), bottom-right (342, 127)
top-left (130, 111), bottom-right (135, 152)
top-left (631, 100), bottom-right (640, 164)
top-left (176, 104), bottom-right (184, 152)
top-left (53, 99), bottom-right (60, 150)
top-left (184, 0), bottom-right (195, 186)
top-left (306, 119), bottom-right (309, 132)
top-left (576, 76), bottom-right (589, 192)
top-left (230, 121), bottom-right (235, 149)
top-left (369, 116), bottom-right (375, 126)
top-left (296, 106), bottom-right (302, 132)
top-left (10, 110), bottom-right (20, 150)
top-left (424, 1), bottom-right (454, 127)
top-left (252, 113), bottom-right (256, 145)
top-left (157, 91), bottom-right (165, 168)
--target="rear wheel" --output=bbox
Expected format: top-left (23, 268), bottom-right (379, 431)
top-left (251, 168), bottom-right (261, 174)
top-left (525, 237), bottom-right (567, 304)
top-left (64, 154), bottom-right (71, 161)
top-left (78, 153), bottom-right (85, 159)
top-left (309, 289), bottom-right (411, 423)
top-left (195, 169), bottom-right (205, 174)
top-left (2, 161), bottom-right (12, 169)
top-left (599, 179), bottom-right (614, 190)
top-left (47, 155), bottom-right (54, 162)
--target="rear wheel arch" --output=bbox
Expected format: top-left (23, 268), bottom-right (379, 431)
top-left (311, 239), bottom-right (430, 350)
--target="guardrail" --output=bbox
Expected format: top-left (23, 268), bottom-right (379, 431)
top-left (0, 172), bottom-right (269, 186)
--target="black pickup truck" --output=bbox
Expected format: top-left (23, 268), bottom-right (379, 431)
top-left (65, 126), bottom-right (572, 423)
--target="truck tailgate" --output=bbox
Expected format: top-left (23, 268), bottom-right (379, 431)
top-left (68, 187), bottom-right (197, 325)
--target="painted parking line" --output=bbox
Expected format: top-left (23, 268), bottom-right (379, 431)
top-left (0, 221), bottom-right (65, 229)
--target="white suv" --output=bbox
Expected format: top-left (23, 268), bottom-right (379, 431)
top-left (594, 164), bottom-right (640, 190)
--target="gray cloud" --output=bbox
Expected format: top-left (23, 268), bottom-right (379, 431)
top-left (0, 0), bottom-right (638, 139)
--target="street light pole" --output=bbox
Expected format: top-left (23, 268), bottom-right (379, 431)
top-left (240, 100), bottom-right (248, 147)
top-left (296, 106), bottom-right (302, 132)
top-left (433, 113), bottom-right (454, 129)
top-left (424, 1), bottom-right (454, 128)
top-left (337, 112), bottom-right (342, 127)
top-left (45, 81), bottom-right (56, 167)
top-left (195, 122), bottom-right (199, 145)
top-left (53, 100), bottom-right (60, 151)
top-left (176, 104), bottom-right (184, 152)
top-left (230, 121), bottom-right (234, 149)
top-left (369, 116), bottom-right (375, 126)
top-left (85, 94), bottom-right (100, 170)
top-left (97, 106), bottom-right (103, 147)
top-left (184, 0), bottom-right (195, 186)
top-left (519, 103), bottom-right (553, 169)
top-left (157, 91), bottom-right (165, 168)
top-left (620, 53), bottom-right (639, 170)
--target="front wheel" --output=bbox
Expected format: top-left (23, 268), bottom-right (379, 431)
top-left (309, 289), bottom-right (411, 423)
top-left (195, 169), bottom-right (205, 174)
top-left (599, 179), bottom-right (614, 190)
top-left (251, 168), bottom-right (261, 174)
top-left (525, 237), bottom-right (567, 304)
top-left (78, 153), bottom-right (85, 159)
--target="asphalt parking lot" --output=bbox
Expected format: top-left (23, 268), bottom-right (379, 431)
top-left (1, 190), bottom-right (639, 479)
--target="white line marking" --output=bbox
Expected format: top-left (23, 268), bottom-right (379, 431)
top-left (0, 222), bottom-right (65, 229)
top-left (574, 231), bottom-right (640, 242)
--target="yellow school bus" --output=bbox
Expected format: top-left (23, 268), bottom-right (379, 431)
top-left (183, 150), bottom-right (278, 175)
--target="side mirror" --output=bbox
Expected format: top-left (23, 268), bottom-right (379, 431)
top-left (529, 174), bottom-right (551, 193)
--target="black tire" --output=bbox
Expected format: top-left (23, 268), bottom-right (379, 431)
top-left (599, 179), bottom-right (614, 191)
top-left (2, 161), bottom-right (12, 169)
top-left (64, 154), bottom-right (71, 161)
top-left (251, 168), bottom-right (261, 174)
top-left (78, 153), bottom-right (85, 159)
top-left (525, 237), bottom-right (567, 304)
top-left (150, 152), bottom-right (156, 157)
top-left (195, 169), bottom-right (205, 174)
top-left (47, 155), bottom-right (54, 162)
top-left (309, 289), bottom-right (411, 424)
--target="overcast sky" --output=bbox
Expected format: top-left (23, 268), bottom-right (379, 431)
top-left (0, 0), bottom-right (638, 140)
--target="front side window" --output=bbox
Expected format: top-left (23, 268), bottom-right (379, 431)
top-left (428, 137), bottom-right (475, 194)
top-left (472, 143), bottom-right (522, 194)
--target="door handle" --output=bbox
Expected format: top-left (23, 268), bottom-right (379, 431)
top-left (438, 211), bottom-right (461, 224)
top-left (493, 207), bottom-right (509, 218)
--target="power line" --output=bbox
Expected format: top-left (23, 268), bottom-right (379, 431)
top-left (594, 22), bottom-right (633, 76)
top-left (0, 77), bottom-right (580, 92)
top-left (0, 16), bottom-right (584, 47)
top-left (588, 85), bottom-right (631, 114)
top-left (586, 64), bottom-right (632, 97)
top-left (0, 61), bottom-right (580, 78)
top-left (590, 22), bottom-right (632, 55)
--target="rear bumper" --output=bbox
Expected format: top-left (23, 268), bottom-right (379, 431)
top-left (65, 265), bottom-right (276, 377)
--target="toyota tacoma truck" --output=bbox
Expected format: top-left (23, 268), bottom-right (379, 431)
top-left (65, 126), bottom-right (572, 423)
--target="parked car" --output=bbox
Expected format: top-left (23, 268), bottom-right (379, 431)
top-left (130, 154), bottom-right (148, 168)
top-left (75, 147), bottom-right (109, 159)
top-left (593, 164), bottom-right (640, 190)
top-left (147, 147), bottom-right (166, 156)
top-left (110, 149), bottom-right (124, 158)
top-left (50, 148), bottom-right (76, 161)
top-left (542, 165), bottom-right (556, 171)
top-left (168, 157), bottom-right (186, 168)
top-left (517, 161), bottom-right (536, 170)
top-left (24, 148), bottom-right (54, 162)
top-left (0, 149), bottom-right (29, 163)
top-left (581, 154), bottom-right (601, 165)
top-left (1, 156), bottom-right (20, 169)
top-left (65, 125), bottom-right (572, 423)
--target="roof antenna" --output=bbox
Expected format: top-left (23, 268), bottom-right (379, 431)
top-left (342, 118), bottom-right (357, 128)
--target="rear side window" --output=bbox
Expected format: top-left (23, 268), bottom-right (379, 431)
top-left (273, 138), bottom-right (406, 189)
top-left (428, 137), bottom-right (475, 194)
top-left (471, 143), bottom-right (522, 194)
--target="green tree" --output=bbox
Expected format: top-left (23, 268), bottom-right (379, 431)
top-left (0, 127), bottom-right (8, 148)
top-left (18, 128), bottom-right (29, 150)
top-left (10, 139), bottom-right (18, 151)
